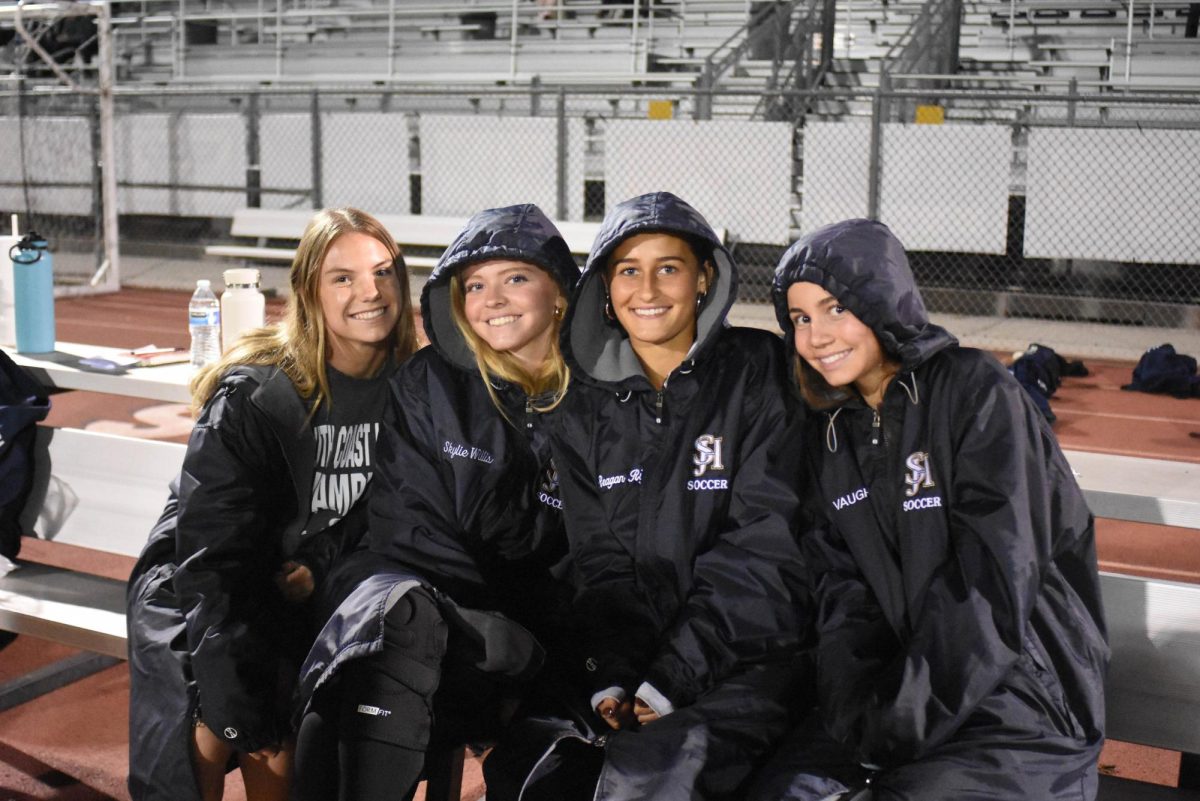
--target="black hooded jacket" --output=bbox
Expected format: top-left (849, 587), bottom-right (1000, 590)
top-left (365, 204), bottom-right (580, 637)
top-left (162, 365), bottom-right (369, 753)
top-left (772, 219), bottom-right (1109, 766)
top-left (555, 192), bottom-right (806, 710)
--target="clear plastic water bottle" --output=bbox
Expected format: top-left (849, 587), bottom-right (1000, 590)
top-left (189, 279), bottom-right (221, 368)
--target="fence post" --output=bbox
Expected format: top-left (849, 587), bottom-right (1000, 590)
top-left (310, 91), bottom-right (323, 209)
top-left (176, 0), bottom-right (186, 78)
top-left (820, 0), bottom-right (836, 68)
top-left (531, 74), bottom-right (542, 116)
top-left (90, 96), bottom-right (104, 270)
top-left (867, 70), bottom-right (888, 221)
top-left (245, 92), bottom-right (262, 208)
top-left (168, 109), bottom-right (181, 216)
top-left (694, 62), bottom-right (713, 121)
top-left (387, 0), bottom-right (396, 77)
top-left (555, 87), bottom-right (567, 220)
top-left (14, 79), bottom-right (31, 224)
top-left (1067, 76), bottom-right (1078, 126)
top-left (510, 0), bottom-right (520, 77)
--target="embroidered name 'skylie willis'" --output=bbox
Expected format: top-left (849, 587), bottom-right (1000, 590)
top-left (443, 440), bottom-right (495, 464)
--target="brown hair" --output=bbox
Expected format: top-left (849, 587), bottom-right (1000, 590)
top-left (792, 354), bottom-right (853, 411)
top-left (190, 207), bottom-right (419, 414)
top-left (790, 341), bottom-right (901, 411)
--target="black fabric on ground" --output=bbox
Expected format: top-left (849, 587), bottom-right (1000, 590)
top-left (1122, 344), bottom-right (1200, 399)
top-left (1008, 343), bottom-right (1088, 425)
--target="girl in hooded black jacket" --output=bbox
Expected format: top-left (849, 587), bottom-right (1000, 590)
top-left (753, 219), bottom-right (1108, 801)
top-left (484, 192), bottom-right (808, 801)
top-left (291, 204), bottom-right (580, 801)
top-left (126, 208), bottom-right (419, 801)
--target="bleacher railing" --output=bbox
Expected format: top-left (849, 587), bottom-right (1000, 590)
top-left (78, 1), bottom-right (758, 84)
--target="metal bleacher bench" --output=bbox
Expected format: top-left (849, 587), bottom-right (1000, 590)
top-left (1, 427), bottom-right (1198, 799)
top-left (0, 428), bottom-right (180, 697)
top-left (204, 208), bottom-right (605, 269)
top-left (1067, 449), bottom-right (1200, 801)
top-left (0, 424), bottom-right (467, 800)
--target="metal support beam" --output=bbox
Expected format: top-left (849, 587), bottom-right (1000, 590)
top-left (867, 71), bottom-right (888, 220)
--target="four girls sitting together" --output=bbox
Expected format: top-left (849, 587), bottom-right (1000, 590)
top-left (128, 198), bottom-right (1109, 801)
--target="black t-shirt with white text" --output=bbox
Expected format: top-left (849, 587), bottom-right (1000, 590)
top-left (304, 364), bottom-right (392, 538)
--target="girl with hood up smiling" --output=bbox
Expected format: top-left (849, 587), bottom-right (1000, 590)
top-left (754, 218), bottom-right (1108, 801)
top-left (485, 192), bottom-right (809, 801)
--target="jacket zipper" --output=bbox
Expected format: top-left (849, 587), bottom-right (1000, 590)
top-left (525, 397), bottom-right (534, 430)
top-left (871, 408), bottom-right (881, 446)
top-left (654, 390), bottom-right (664, 424)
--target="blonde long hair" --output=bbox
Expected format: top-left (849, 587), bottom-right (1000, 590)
top-left (448, 271), bottom-right (569, 415)
top-left (190, 208), bottom-right (419, 415)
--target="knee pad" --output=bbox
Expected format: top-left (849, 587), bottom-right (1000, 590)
top-left (381, 588), bottom-right (448, 665)
top-left (338, 589), bottom-right (448, 750)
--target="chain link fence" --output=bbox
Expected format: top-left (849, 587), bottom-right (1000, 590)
top-left (0, 88), bottom-right (106, 287)
top-left (1, 82), bottom-right (1197, 335)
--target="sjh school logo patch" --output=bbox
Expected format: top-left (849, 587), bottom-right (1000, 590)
top-left (903, 451), bottom-right (935, 497)
top-left (692, 435), bottom-right (725, 477)
top-left (688, 434), bottom-right (729, 491)
top-left (538, 462), bottom-right (563, 510)
top-left (902, 451), bottom-right (941, 511)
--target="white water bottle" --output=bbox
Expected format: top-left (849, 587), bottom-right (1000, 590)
top-left (221, 268), bottom-right (266, 353)
top-left (189, 279), bottom-right (221, 368)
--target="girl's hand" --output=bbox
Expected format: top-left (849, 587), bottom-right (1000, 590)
top-left (595, 697), bottom-right (636, 730)
top-left (633, 697), bottom-right (661, 725)
top-left (275, 561), bottom-right (314, 603)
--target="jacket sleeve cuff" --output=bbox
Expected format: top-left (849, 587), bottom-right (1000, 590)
top-left (590, 686), bottom-right (625, 711)
top-left (634, 681), bottom-right (675, 717)
top-left (643, 661), bottom-right (696, 710)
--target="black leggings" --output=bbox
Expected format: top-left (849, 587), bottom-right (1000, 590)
top-left (294, 588), bottom-right (512, 801)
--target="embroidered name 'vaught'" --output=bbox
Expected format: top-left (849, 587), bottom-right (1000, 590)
top-left (833, 487), bottom-right (869, 510)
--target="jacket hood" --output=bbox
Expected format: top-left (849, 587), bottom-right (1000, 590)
top-left (771, 218), bottom-right (955, 371)
top-left (564, 191), bottom-right (736, 387)
top-left (421, 204), bottom-right (581, 373)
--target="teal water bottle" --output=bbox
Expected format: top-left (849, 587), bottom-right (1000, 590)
top-left (10, 232), bottom-right (56, 354)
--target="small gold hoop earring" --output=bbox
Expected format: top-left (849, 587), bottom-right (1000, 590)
top-left (553, 305), bottom-right (564, 320)
top-left (604, 299), bottom-right (615, 321)
top-left (695, 292), bottom-right (707, 311)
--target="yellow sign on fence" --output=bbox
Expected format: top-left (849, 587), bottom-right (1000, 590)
top-left (915, 104), bottom-right (945, 125)
top-left (648, 99), bottom-right (674, 120)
